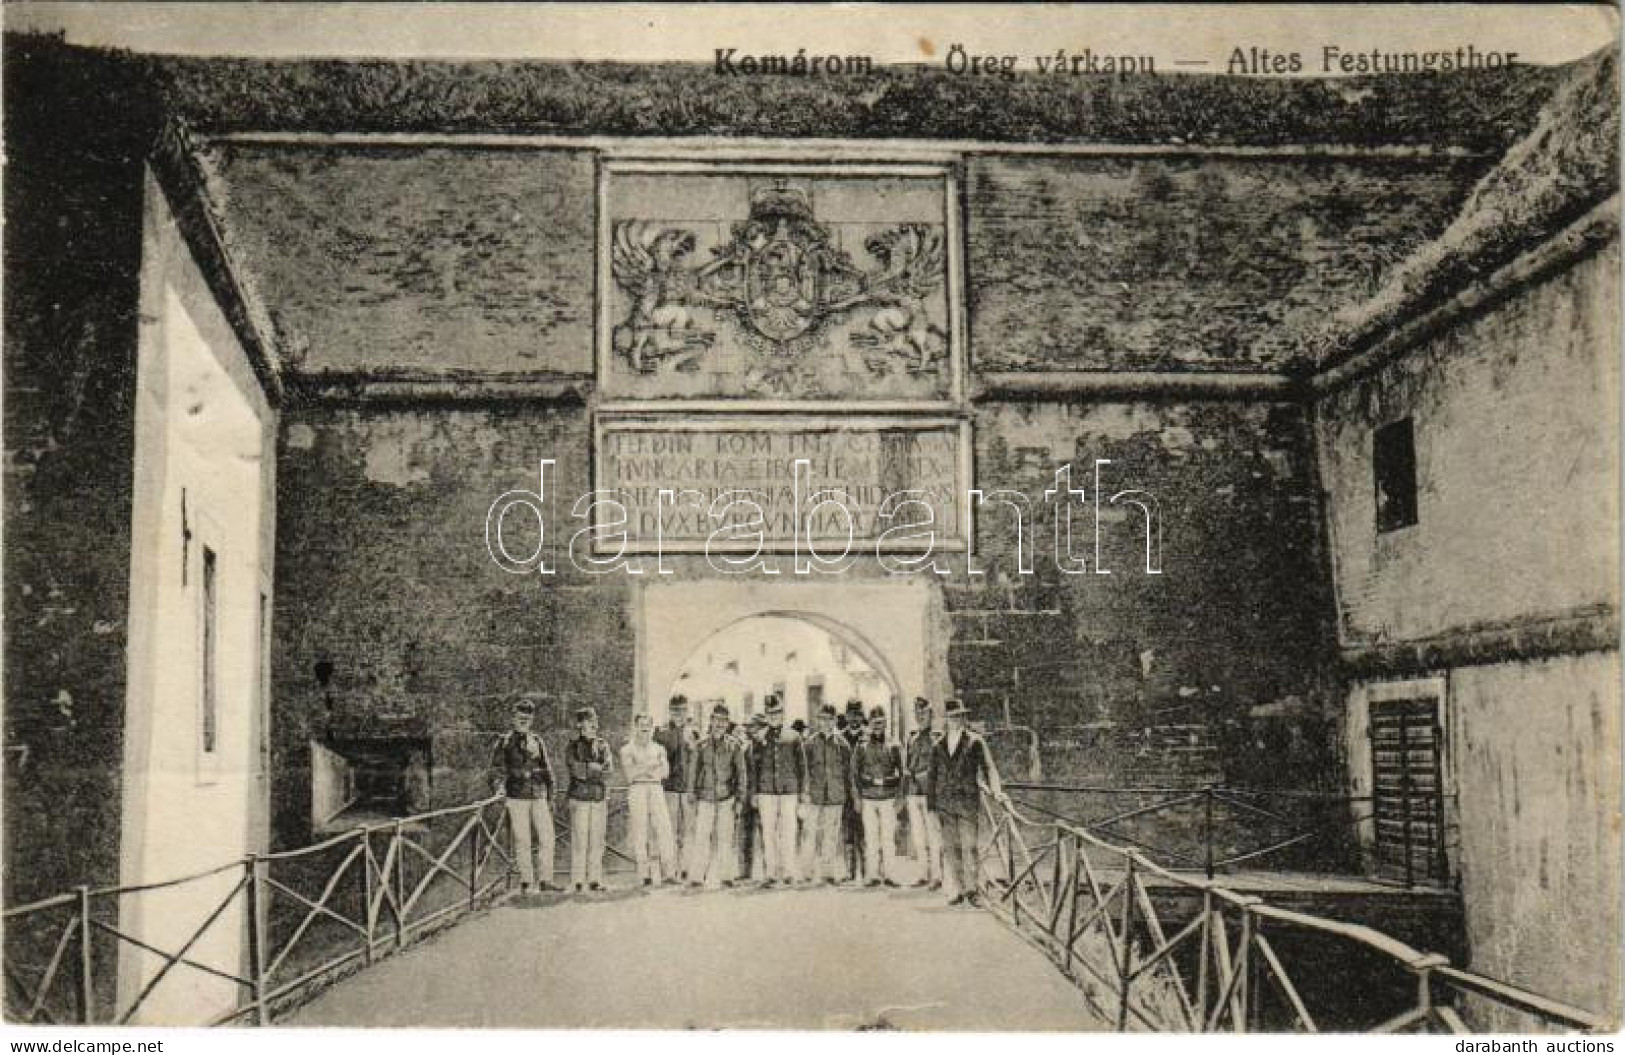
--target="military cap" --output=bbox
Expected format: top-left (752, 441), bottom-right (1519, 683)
top-left (573, 706), bottom-right (597, 722)
top-left (512, 699), bottom-right (536, 716)
top-left (764, 695), bottom-right (784, 715)
top-left (913, 696), bottom-right (932, 712)
top-left (944, 698), bottom-right (969, 716)
top-left (669, 695), bottom-right (689, 710)
top-left (711, 703), bottom-right (731, 719)
top-left (844, 699), bottom-right (866, 714)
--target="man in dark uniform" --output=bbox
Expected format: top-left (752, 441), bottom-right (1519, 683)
top-left (840, 699), bottom-right (867, 881)
top-left (800, 703), bottom-right (850, 883)
top-left (488, 699), bottom-right (556, 893)
top-left (927, 698), bottom-right (1008, 906)
top-left (850, 706), bottom-right (905, 887)
top-left (904, 697), bottom-right (944, 889)
top-left (655, 695), bottom-right (697, 879)
top-left (751, 694), bottom-right (806, 887)
top-left (565, 706), bottom-right (612, 893)
top-left (686, 703), bottom-right (750, 887)
top-left (738, 713), bottom-right (768, 880)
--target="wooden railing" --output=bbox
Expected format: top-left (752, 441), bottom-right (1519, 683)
top-left (977, 792), bottom-right (1606, 1033)
top-left (7, 785), bottom-right (1606, 1032)
top-left (3, 795), bottom-right (512, 1026)
top-left (1004, 782), bottom-right (1440, 884)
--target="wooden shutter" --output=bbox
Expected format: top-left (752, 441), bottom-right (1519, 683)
top-left (1368, 697), bottom-right (1448, 886)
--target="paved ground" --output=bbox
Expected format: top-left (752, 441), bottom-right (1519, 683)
top-left (286, 882), bottom-right (1106, 1030)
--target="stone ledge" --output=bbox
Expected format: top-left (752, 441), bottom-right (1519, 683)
top-left (1339, 606), bottom-right (1619, 677)
top-left (286, 373), bottom-right (593, 406)
top-left (976, 370), bottom-right (1302, 402)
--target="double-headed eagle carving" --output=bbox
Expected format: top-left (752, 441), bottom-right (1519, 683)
top-left (611, 183), bottom-right (946, 372)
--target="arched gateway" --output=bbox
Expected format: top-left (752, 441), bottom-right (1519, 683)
top-left (636, 579), bottom-right (948, 739)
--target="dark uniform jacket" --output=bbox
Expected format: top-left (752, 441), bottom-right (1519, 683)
top-left (839, 726), bottom-right (865, 817)
top-left (903, 728), bottom-right (940, 797)
top-left (565, 735), bottom-right (612, 802)
top-left (927, 730), bottom-right (995, 818)
top-left (654, 723), bottom-right (696, 794)
top-left (801, 732), bottom-right (850, 806)
top-left (751, 729), bottom-right (806, 796)
top-left (851, 737), bottom-right (905, 801)
top-left (687, 735), bottom-right (749, 802)
top-left (490, 730), bottom-right (554, 800)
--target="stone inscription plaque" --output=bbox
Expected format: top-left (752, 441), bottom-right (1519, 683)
top-left (594, 416), bottom-right (966, 553)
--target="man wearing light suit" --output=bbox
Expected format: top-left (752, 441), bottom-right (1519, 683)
top-left (686, 703), bottom-right (750, 888)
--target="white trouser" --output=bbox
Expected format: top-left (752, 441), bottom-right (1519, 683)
top-left (796, 801), bottom-right (815, 877)
top-left (505, 797), bottom-right (555, 887)
top-left (569, 799), bottom-right (607, 887)
top-left (688, 798), bottom-right (737, 886)
top-left (757, 794), bottom-right (799, 881)
top-left (861, 798), bottom-right (899, 882)
top-left (628, 783), bottom-right (678, 880)
top-left (906, 794), bottom-right (943, 882)
top-left (804, 803), bottom-right (845, 879)
top-left (665, 791), bottom-right (694, 875)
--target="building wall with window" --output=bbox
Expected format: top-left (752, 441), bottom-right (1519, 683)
top-left (1316, 237), bottom-right (1621, 1022)
top-left (111, 174), bottom-right (278, 1023)
top-left (1316, 245), bottom-right (1618, 641)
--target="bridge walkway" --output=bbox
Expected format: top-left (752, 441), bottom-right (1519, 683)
top-left (286, 882), bottom-right (1107, 1030)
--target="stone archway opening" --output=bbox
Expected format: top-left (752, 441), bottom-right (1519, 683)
top-left (659, 612), bottom-right (903, 734)
top-left (637, 579), bottom-right (945, 743)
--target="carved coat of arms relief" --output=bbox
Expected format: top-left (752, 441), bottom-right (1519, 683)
top-left (608, 180), bottom-right (950, 399)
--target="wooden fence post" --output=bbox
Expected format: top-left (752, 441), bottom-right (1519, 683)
top-left (1116, 855), bottom-right (1137, 1031)
top-left (75, 885), bottom-right (92, 1024)
top-left (1063, 836), bottom-right (1080, 975)
top-left (1235, 907), bottom-right (1253, 1033)
top-left (245, 855), bottom-right (270, 1025)
top-left (1003, 817), bottom-right (1015, 893)
top-left (393, 820), bottom-right (407, 948)
top-left (1195, 888), bottom-right (1212, 1027)
top-left (1049, 833), bottom-right (1063, 926)
top-left (1416, 963), bottom-right (1435, 1025)
top-left (468, 814), bottom-right (481, 911)
top-left (357, 829), bottom-right (375, 966)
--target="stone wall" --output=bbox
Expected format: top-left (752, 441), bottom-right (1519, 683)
top-left (964, 400), bottom-right (1339, 789)
top-left (966, 155), bottom-right (1487, 373)
top-left (267, 392), bottom-right (1342, 848)
top-left (208, 145), bottom-right (598, 378)
top-left (2, 36), bottom-right (161, 908)
top-left (271, 403), bottom-right (632, 844)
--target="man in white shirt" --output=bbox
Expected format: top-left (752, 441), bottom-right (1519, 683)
top-left (622, 713), bottom-right (680, 886)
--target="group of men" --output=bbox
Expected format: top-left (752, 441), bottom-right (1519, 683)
top-left (490, 693), bottom-right (1006, 906)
